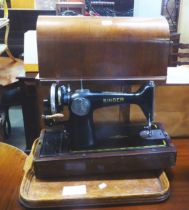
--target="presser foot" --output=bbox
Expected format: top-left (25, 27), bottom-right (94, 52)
top-left (140, 123), bottom-right (167, 140)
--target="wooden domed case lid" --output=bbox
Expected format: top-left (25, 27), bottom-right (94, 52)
top-left (37, 16), bottom-right (170, 81)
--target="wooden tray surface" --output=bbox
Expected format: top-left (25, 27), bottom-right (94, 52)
top-left (19, 140), bottom-right (170, 208)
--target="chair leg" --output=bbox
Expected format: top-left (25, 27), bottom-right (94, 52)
top-left (3, 107), bottom-right (11, 138)
top-left (0, 107), bottom-right (11, 140)
top-left (0, 110), bottom-right (5, 140)
top-left (4, 23), bottom-right (16, 62)
top-left (5, 47), bottom-right (16, 62)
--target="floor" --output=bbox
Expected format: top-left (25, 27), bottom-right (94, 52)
top-left (6, 106), bottom-right (25, 150)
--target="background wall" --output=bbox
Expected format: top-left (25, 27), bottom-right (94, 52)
top-left (134, 0), bottom-right (162, 17)
top-left (178, 0), bottom-right (189, 63)
top-left (10, 0), bottom-right (34, 8)
top-left (178, 0), bottom-right (189, 43)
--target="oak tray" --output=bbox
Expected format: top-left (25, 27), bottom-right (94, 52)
top-left (19, 140), bottom-right (170, 208)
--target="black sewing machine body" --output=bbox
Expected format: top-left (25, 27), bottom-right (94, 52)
top-left (33, 81), bottom-right (176, 179)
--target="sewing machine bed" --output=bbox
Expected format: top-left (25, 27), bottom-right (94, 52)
top-left (33, 123), bottom-right (176, 179)
top-left (40, 123), bottom-right (168, 155)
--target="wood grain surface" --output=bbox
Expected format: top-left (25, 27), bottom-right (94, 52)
top-left (1, 139), bottom-right (189, 210)
top-left (0, 142), bottom-right (27, 210)
top-left (0, 57), bottom-right (24, 86)
top-left (37, 16), bottom-right (170, 80)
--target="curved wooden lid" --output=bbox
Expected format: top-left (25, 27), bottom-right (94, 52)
top-left (37, 16), bottom-right (170, 80)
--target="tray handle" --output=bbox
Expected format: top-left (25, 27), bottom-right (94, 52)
top-left (23, 139), bottom-right (39, 173)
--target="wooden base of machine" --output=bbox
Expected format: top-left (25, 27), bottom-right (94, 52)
top-left (20, 141), bottom-right (170, 208)
top-left (33, 123), bottom-right (176, 179)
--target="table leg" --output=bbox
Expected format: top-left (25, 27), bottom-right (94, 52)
top-left (20, 79), bottom-right (41, 153)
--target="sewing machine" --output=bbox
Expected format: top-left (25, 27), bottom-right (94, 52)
top-left (33, 80), bottom-right (176, 179)
top-left (19, 16), bottom-right (177, 208)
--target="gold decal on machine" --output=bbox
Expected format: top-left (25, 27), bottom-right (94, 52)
top-left (103, 97), bottom-right (124, 103)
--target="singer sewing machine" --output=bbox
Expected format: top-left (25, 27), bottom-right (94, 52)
top-left (32, 80), bottom-right (176, 179)
top-left (19, 16), bottom-right (177, 208)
